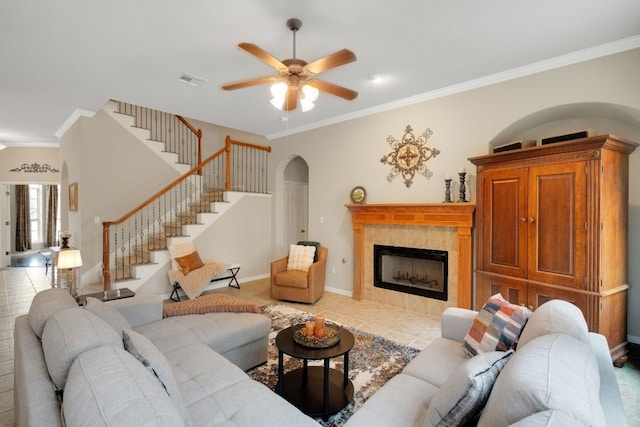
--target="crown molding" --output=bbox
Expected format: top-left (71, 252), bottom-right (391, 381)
top-left (266, 35), bottom-right (640, 141)
top-left (54, 108), bottom-right (97, 138)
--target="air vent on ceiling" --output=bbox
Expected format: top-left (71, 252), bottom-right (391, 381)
top-left (177, 73), bottom-right (207, 87)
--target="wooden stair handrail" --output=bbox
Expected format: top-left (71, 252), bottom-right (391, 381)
top-left (102, 136), bottom-right (270, 288)
top-left (176, 115), bottom-right (203, 165)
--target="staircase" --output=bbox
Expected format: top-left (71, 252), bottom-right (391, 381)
top-left (95, 101), bottom-right (271, 293)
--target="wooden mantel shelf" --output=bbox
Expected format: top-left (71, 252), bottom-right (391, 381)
top-left (346, 203), bottom-right (476, 309)
top-left (345, 203), bottom-right (475, 227)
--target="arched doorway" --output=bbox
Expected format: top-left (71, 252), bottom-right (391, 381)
top-left (282, 156), bottom-right (309, 247)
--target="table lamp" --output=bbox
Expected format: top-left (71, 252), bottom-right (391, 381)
top-left (57, 248), bottom-right (83, 297)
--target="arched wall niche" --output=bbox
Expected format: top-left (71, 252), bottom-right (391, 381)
top-left (488, 102), bottom-right (640, 149)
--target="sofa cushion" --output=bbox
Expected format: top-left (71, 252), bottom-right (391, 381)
top-left (517, 299), bottom-right (589, 349)
top-left (463, 293), bottom-right (532, 356)
top-left (286, 244), bottom-right (316, 272)
top-left (477, 334), bottom-right (606, 427)
top-left (423, 350), bottom-right (513, 427)
top-left (402, 338), bottom-right (471, 388)
top-left (42, 307), bottom-right (122, 390)
top-left (509, 410), bottom-right (588, 426)
top-left (62, 345), bottom-right (185, 427)
top-left (84, 297), bottom-right (131, 333)
top-left (28, 288), bottom-right (78, 338)
top-left (122, 329), bottom-right (191, 426)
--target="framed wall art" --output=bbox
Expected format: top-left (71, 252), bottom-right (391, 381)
top-left (69, 183), bottom-right (78, 211)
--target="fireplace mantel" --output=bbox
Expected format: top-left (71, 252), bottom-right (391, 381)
top-left (346, 203), bottom-right (475, 309)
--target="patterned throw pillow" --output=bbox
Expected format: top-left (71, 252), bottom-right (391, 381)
top-left (463, 293), bottom-right (532, 357)
top-left (286, 244), bottom-right (316, 272)
top-left (424, 350), bottom-right (514, 427)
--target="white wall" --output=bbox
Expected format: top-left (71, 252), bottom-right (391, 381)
top-left (268, 48), bottom-right (640, 341)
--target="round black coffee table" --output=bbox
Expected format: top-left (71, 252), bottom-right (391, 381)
top-left (275, 325), bottom-right (355, 420)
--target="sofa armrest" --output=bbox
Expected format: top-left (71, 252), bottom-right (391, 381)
top-left (106, 295), bottom-right (163, 327)
top-left (440, 307), bottom-right (477, 341)
top-left (588, 333), bottom-right (628, 427)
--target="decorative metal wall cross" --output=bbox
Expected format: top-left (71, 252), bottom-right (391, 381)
top-left (380, 125), bottom-right (440, 188)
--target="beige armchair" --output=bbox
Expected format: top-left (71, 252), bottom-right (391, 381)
top-left (270, 246), bottom-right (328, 304)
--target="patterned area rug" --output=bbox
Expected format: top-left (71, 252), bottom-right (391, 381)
top-left (247, 304), bottom-right (421, 427)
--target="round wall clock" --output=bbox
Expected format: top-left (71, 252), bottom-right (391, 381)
top-left (350, 186), bottom-right (367, 204)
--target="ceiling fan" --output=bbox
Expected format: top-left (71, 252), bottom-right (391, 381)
top-left (221, 18), bottom-right (358, 112)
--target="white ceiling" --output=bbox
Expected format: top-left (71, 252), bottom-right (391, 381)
top-left (1, 0), bottom-right (640, 147)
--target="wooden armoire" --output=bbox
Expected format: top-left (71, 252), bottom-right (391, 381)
top-left (469, 134), bottom-right (638, 362)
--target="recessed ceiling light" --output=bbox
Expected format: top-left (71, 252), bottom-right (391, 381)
top-left (177, 73), bottom-right (207, 87)
top-left (368, 73), bottom-right (387, 83)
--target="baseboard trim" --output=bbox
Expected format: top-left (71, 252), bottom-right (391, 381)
top-left (325, 286), bottom-right (353, 298)
top-left (627, 335), bottom-right (640, 345)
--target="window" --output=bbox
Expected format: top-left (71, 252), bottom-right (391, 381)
top-left (29, 184), bottom-right (42, 243)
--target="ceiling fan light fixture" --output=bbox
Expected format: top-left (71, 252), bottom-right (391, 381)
top-left (270, 81), bottom-right (288, 97)
top-left (302, 84), bottom-right (319, 102)
top-left (300, 98), bottom-right (315, 112)
top-left (270, 96), bottom-right (285, 110)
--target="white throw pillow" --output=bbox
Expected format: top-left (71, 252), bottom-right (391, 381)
top-left (423, 350), bottom-right (513, 427)
top-left (286, 244), bottom-right (316, 272)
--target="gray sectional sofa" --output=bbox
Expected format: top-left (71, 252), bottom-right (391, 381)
top-left (14, 288), bottom-right (320, 427)
top-left (344, 299), bottom-right (627, 427)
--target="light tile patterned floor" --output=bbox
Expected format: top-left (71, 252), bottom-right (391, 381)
top-left (0, 268), bottom-right (638, 425)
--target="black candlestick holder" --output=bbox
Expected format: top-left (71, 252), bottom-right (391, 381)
top-left (443, 179), bottom-right (452, 203)
top-left (459, 172), bottom-right (468, 202)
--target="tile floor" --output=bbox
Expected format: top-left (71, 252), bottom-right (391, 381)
top-left (0, 267), bottom-right (638, 426)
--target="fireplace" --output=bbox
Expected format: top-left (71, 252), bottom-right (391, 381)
top-left (374, 245), bottom-right (448, 301)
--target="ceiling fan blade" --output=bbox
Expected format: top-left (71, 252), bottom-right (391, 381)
top-left (312, 80), bottom-right (358, 100)
top-left (222, 76), bottom-right (280, 91)
top-left (238, 43), bottom-right (287, 70)
top-left (304, 49), bottom-right (357, 74)
top-left (284, 86), bottom-right (298, 111)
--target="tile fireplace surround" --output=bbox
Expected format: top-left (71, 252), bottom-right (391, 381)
top-left (346, 203), bottom-right (475, 317)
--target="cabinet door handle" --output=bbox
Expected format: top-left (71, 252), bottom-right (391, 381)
top-left (520, 217), bottom-right (526, 222)
top-left (528, 217), bottom-right (535, 223)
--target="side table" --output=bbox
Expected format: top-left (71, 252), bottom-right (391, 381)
top-left (77, 288), bottom-right (135, 305)
top-left (275, 326), bottom-right (355, 420)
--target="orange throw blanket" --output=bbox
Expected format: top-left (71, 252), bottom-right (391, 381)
top-left (163, 293), bottom-right (261, 318)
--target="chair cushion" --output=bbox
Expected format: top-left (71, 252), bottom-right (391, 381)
top-left (297, 241), bottom-right (321, 262)
top-left (274, 270), bottom-right (309, 288)
top-left (477, 334), bottom-right (606, 427)
top-left (463, 293), bottom-right (532, 357)
top-left (517, 299), bottom-right (589, 349)
top-left (42, 307), bottom-right (123, 390)
top-left (62, 345), bottom-right (185, 427)
top-left (286, 244), bottom-right (316, 272)
top-left (28, 288), bottom-right (78, 338)
top-left (174, 251), bottom-right (204, 275)
top-left (84, 297), bottom-right (131, 334)
top-left (423, 350), bottom-right (513, 427)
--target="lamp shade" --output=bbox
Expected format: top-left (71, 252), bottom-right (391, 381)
top-left (57, 249), bottom-right (83, 269)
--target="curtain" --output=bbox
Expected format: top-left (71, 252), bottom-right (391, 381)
top-left (15, 185), bottom-right (31, 252)
top-left (46, 185), bottom-right (58, 247)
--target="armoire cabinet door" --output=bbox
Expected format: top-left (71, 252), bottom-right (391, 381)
top-left (480, 168), bottom-right (528, 278)
top-left (527, 162), bottom-right (587, 288)
top-left (527, 283), bottom-right (589, 323)
top-left (475, 272), bottom-right (529, 309)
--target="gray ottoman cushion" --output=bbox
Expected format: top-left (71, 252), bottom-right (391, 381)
top-left (42, 307), bottom-right (122, 389)
top-left (62, 345), bottom-right (185, 427)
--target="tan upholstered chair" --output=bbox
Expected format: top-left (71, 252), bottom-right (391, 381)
top-left (270, 246), bottom-right (328, 304)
